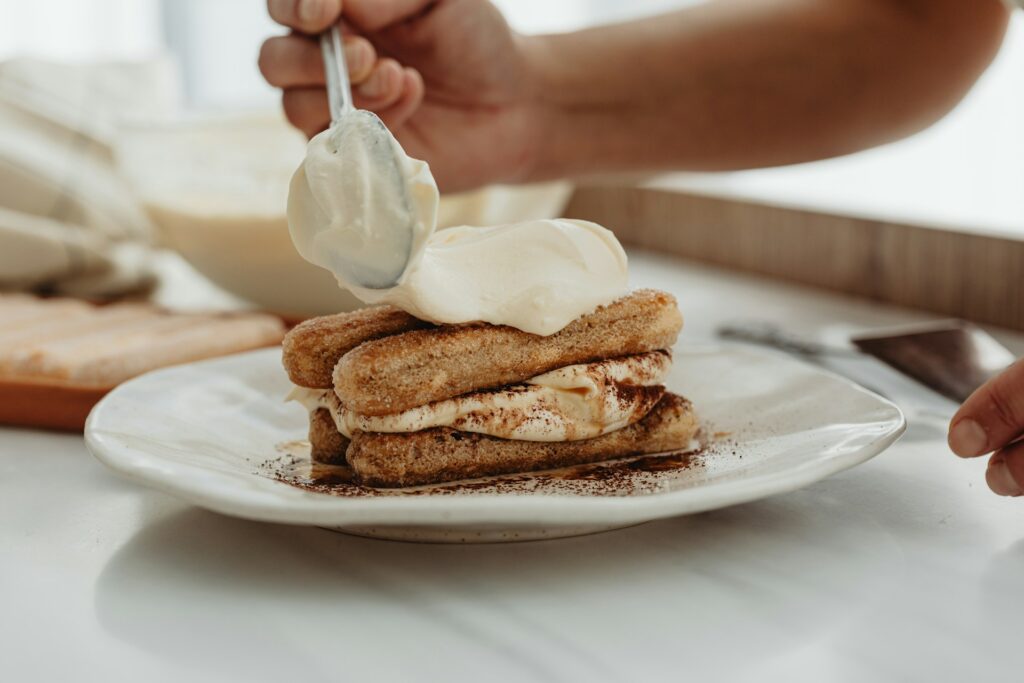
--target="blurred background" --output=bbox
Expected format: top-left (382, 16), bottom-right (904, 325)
top-left (0, 0), bottom-right (1021, 317)
top-left (0, 0), bottom-right (698, 108)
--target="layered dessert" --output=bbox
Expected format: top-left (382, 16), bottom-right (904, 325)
top-left (282, 112), bottom-right (700, 487)
top-left (283, 289), bottom-right (698, 487)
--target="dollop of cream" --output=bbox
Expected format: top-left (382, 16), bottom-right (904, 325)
top-left (353, 219), bottom-right (628, 336)
top-left (287, 119), bottom-right (628, 335)
top-left (289, 351), bottom-right (670, 442)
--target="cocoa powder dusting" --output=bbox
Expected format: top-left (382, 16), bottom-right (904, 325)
top-left (259, 438), bottom-right (708, 498)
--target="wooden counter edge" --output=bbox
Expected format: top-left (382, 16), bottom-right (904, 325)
top-left (566, 185), bottom-right (1024, 332)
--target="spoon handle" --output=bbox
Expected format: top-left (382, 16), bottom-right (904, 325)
top-left (320, 25), bottom-right (354, 123)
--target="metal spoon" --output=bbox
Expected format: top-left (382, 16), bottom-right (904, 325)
top-left (717, 319), bottom-right (1016, 433)
top-left (319, 25), bottom-right (416, 289)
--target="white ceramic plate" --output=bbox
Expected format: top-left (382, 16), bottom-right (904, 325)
top-left (85, 346), bottom-right (905, 543)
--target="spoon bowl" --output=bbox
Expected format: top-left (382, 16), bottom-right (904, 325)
top-left (316, 26), bottom-right (417, 290)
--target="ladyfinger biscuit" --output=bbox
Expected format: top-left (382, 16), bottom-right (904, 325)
top-left (8, 311), bottom-right (202, 378)
top-left (334, 290), bottom-right (682, 416)
top-left (309, 407), bottom-right (350, 464)
top-left (283, 305), bottom-right (430, 388)
top-left (347, 393), bottom-right (699, 488)
top-left (0, 298), bottom-right (91, 330)
top-left (55, 315), bottom-right (285, 386)
top-left (0, 304), bottom-right (156, 358)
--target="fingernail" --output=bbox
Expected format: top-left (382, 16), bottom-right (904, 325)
top-left (298, 0), bottom-right (323, 24)
top-left (949, 418), bottom-right (988, 457)
top-left (360, 70), bottom-right (386, 98)
top-left (344, 43), bottom-right (368, 76)
top-left (987, 460), bottom-right (1022, 497)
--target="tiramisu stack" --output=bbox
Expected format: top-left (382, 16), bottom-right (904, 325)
top-left (283, 289), bottom-right (700, 487)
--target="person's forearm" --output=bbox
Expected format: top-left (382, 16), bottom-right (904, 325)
top-left (519, 0), bottom-right (1009, 181)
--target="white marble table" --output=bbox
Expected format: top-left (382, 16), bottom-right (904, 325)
top-left (2, 250), bottom-right (1022, 683)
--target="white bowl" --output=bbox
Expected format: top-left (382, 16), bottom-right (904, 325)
top-left (116, 112), bottom-right (572, 318)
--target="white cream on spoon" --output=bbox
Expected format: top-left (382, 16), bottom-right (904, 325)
top-left (288, 117), bottom-right (437, 290)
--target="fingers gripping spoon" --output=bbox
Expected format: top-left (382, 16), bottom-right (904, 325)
top-left (318, 25), bottom-right (416, 289)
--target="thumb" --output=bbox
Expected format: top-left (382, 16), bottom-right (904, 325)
top-left (949, 359), bottom-right (1024, 457)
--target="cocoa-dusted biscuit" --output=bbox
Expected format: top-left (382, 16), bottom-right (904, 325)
top-left (282, 305), bottom-right (430, 388)
top-left (346, 393), bottom-right (699, 488)
top-left (309, 408), bottom-right (349, 464)
top-left (334, 289), bottom-right (683, 417)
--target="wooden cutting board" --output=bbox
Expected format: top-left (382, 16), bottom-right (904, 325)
top-left (0, 295), bottom-right (286, 431)
top-left (0, 380), bottom-right (109, 432)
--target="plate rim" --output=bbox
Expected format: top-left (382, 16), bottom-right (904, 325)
top-left (84, 346), bottom-right (907, 528)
